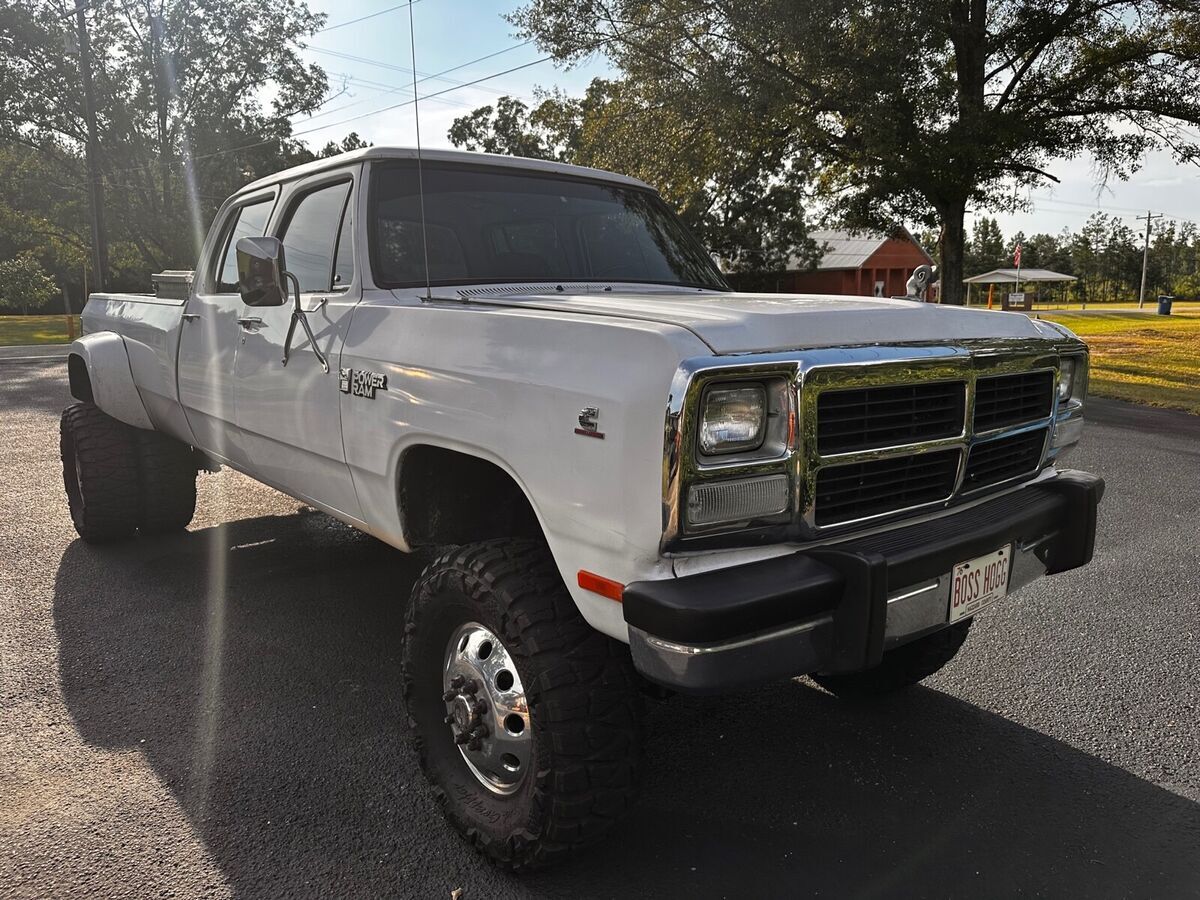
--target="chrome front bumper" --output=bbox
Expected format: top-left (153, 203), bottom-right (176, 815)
top-left (625, 471), bottom-right (1104, 694)
top-left (882, 533), bottom-right (1051, 649)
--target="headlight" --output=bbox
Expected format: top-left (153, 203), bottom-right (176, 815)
top-left (1057, 358), bottom-right (1077, 404)
top-left (699, 383), bottom-right (767, 454)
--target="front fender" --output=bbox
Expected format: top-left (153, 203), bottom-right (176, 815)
top-left (68, 333), bottom-right (154, 430)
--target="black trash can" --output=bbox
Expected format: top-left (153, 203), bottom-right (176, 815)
top-left (1157, 295), bottom-right (1174, 315)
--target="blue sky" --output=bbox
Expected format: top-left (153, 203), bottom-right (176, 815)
top-left (293, 1), bottom-right (609, 153)
top-left (294, 1), bottom-right (1200, 242)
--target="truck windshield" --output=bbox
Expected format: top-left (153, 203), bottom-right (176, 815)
top-left (369, 163), bottom-right (728, 291)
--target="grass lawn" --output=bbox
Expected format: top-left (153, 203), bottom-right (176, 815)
top-left (1041, 307), bottom-right (1200, 415)
top-left (0, 314), bottom-right (82, 347)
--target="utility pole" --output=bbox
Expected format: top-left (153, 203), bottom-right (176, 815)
top-left (68, 2), bottom-right (109, 293)
top-left (1137, 211), bottom-right (1163, 309)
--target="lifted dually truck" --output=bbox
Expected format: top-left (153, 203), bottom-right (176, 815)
top-left (60, 147), bottom-right (1103, 870)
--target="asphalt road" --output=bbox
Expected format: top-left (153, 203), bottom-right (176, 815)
top-left (2, 360), bottom-right (1198, 899)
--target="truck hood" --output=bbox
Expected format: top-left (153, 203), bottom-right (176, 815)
top-left (450, 287), bottom-right (1053, 354)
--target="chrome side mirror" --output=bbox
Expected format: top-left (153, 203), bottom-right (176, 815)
top-left (236, 236), bottom-right (287, 307)
top-left (235, 235), bottom-right (330, 374)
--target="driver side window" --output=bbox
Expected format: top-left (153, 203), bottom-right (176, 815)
top-left (214, 197), bottom-right (274, 293)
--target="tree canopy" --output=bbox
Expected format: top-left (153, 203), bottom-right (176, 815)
top-left (449, 80), bottom-right (821, 281)
top-left (0, 253), bottom-right (58, 314)
top-left (509, 0), bottom-right (1200, 303)
top-left (956, 212), bottom-right (1200, 303)
top-left (0, 0), bottom-right (349, 297)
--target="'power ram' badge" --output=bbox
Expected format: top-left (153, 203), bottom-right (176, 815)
top-left (339, 368), bottom-right (387, 399)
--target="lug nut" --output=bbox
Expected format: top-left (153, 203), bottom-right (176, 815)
top-left (472, 700), bottom-right (488, 717)
top-left (449, 675), bottom-right (465, 689)
top-left (454, 732), bottom-right (471, 745)
top-left (462, 679), bottom-right (479, 695)
top-left (442, 690), bottom-right (457, 702)
top-left (443, 714), bottom-right (455, 725)
top-left (471, 724), bottom-right (488, 739)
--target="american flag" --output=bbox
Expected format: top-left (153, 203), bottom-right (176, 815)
top-left (1013, 243), bottom-right (1022, 268)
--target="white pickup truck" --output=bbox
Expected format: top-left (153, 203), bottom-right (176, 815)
top-left (60, 146), bottom-right (1103, 870)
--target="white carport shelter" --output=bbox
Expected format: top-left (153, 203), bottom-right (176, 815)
top-left (963, 268), bottom-right (1077, 307)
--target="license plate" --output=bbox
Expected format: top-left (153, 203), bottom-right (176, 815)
top-left (948, 545), bottom-right (1012, 623)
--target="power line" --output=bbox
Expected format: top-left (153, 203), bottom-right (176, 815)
top-left (288, 37), bottom-right (542, 127)
top-left (304, 39), bottom-right (536, 87)
top-left (315, 0), bottom-right (423, 34)
top-left (302, 47), bottom-right (534, 103)
top-left (96, 51), bottom-right (557, 179)
top-left (294, 4), bottom-right (714, 139)
top-left (289, 55), bottom-right (556, 139)
top-left (1027, 195), bottom-right (1199, 227)
top-left (1030, 194), bottom-right (1159, 216)
top-left (326, 72), bottom-right (477, 111)
top-left (289, 38), bottom-right (546, 127)
top-left (81, 4), bottom-right (706, 180)
top-left (420, 39), bottom-right (536, 82)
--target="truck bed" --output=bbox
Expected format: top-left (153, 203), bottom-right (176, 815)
top-left (79, 291), bottom-right (190, 440)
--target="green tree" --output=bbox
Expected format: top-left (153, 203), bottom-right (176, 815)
top-left (0, 143), bottom-right (91, 293)
top-left (965, 217), bottom-right (1006, 275)
top-left (1024, 232), bottom-right (1072, 276)
top-left (448, 96), bottom-right (561, 160)
top-left (1171, 272), bottom-right (1200, 300)
top-left (0, 253), bottom-right (58, 314)
top-left (319, 132), bottom-right (371, 159)
top-left (0, 0), bottom-right (333, 288)
top-left (511, 0), bottom-right (1200, 304)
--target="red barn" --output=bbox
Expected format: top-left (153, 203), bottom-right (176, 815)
top-left (778, 229), bottom-right (934, 298)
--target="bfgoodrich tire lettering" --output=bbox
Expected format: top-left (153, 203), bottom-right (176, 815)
top-left (401, 539), bottom-right (643, 871)
top-left (811, 619), bottom-right (973, 699)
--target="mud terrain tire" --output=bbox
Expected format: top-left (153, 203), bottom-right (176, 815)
top-left (60, 402), bottom-right (140, 543)
top-left (401, 539), bottom-right (643, 871)
top-left (135, 429), bottom-right (197, 534)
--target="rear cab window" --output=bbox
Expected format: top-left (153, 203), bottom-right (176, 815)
top-left (277, 180), bottom-right (354, 293)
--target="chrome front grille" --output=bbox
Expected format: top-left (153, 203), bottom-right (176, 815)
top-left (973, 371), bottom-right (1054, 432)
top-left (661, 341), bottom-right (1071, 550)
top-left (814, 449), bottom-right (961, 526)
top-left (963, 428), bottom-right (1048, 492)
top-left (816, 381), bottom-right (966, 455)
top-left (799, 346), bottom-right (1059, 533)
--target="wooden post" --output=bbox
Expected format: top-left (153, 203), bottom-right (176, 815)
top-left (63, 287), bottom-right (75, 341)
top-left (987, 284), bottom-right (994, 309)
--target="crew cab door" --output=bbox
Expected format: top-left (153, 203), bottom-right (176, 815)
top-left (178, 190), bottom-right (276, 465)
top-left (232, 170), bottom-right (363, 521)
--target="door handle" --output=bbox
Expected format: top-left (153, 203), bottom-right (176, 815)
top-left (181, 312), bottom-right (200, 321)
top-left (237, 316), bottom-right (264, 329)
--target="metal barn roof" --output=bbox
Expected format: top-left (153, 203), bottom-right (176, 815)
top-left (793, 229), bottom-right (933, 271)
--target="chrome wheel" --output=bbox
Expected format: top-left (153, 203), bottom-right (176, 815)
top-left (442, 622), bottom-right (531, 795)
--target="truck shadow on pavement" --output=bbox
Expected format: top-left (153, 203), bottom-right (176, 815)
top-left (52, 511), bottom-right (1200, 899)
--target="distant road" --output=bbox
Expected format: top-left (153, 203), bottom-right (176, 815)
top-left (0, 344), bottom-right (70, 362)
